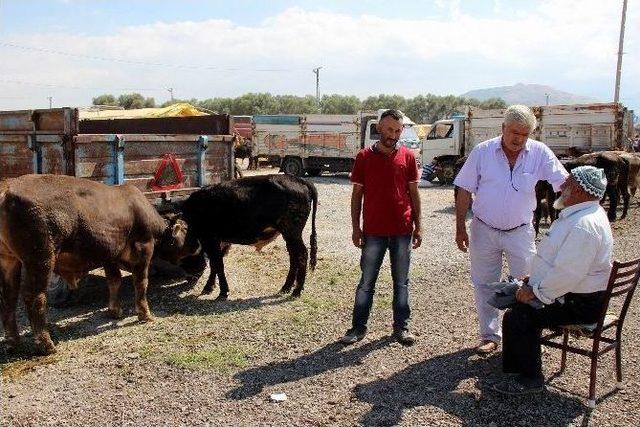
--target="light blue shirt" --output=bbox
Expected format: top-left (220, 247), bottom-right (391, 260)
top-left (530, 201), bottom-right (613, 304)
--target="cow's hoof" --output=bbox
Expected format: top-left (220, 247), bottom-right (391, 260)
top-left (279, 287), bottom-right (292, 294)
top-left (107, 307), bottom-right (123, 319)
top-left (35, 339), bottom-right (57, 356)
top-left (137, 313), bottom-right (155, 323)
top-left (214, 295), bottom-right (228, 302)
top-left (291, 291), bottom-right (302, 298)
top-left (201, 287), bottom-right (214, 295)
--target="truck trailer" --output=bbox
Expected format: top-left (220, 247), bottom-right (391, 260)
top-left (422, 102), bottom-right (634, 184)
top-left (251, 110), bottom-right (421, 176)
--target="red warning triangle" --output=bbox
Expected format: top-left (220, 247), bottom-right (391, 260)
top-left (150, 153), bottom-right (185, 191)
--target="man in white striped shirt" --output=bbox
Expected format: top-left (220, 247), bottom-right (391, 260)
top-left (454, 105), bottom-right (568, 354)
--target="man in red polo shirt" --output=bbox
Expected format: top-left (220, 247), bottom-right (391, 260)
top-left (341, 109), bottom-right (422, 346)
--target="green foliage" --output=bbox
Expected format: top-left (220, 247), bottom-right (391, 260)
top-left (165, 345), bottom-right (250, 372)
top-left (92, 92), bottom-right (507, 121)
top-left (92, 94), bottom-right (117, 106)
top-left (321, 94), bottom-right (361, 114)
top-left (116, 93), bottom-right (156, 110)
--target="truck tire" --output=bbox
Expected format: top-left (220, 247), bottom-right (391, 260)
top-left (282, 157), bottom-right (304, 177)
top-left (306, 168), bottom-right (321, 177)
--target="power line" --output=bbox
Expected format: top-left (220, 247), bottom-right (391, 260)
top-left (0, 77), bottom-right (163, 92)
top-left (0, 41), bottom-right (304, 73)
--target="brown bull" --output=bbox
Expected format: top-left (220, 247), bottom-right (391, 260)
top-left (0, 175), bottom-right (182, 355)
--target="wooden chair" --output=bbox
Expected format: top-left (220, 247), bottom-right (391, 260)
top-left (540, 258), bottom-right (640, 408)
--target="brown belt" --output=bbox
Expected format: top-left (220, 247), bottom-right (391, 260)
top-left (476, 216), bottom-right (528, 232)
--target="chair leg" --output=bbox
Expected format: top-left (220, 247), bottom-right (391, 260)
top-left (560, 330), bottom-right (569, 374)
top-left (588, 354), bottom-right (598, 408)
top-left (615, 341), bottom-right (624, 388)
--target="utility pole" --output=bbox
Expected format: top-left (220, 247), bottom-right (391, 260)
top-left (167, 87), bottom-right (174, 102)
top-left (312, 67), bottom-right (322, 111)
top-left (48, 96), bottom-right (52, 109)
top-left (614, 0), bottom-right (627, 104)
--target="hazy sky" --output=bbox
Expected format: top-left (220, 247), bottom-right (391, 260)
top-left (0, 0), bottom-right (638, 112)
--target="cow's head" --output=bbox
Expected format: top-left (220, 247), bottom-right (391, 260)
top-left (156, 214), bottom-right (201, 264)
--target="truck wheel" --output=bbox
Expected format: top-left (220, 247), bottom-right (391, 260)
top-left (282, 157), bottom-right (303, 176)
top-left (306, 168), bottom-right (321, 177)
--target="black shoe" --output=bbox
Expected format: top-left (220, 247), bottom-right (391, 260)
top-left (393, 330), bottom-right (416, 346)
top-left (492, 375), bottom-right (545, 395)
top-left (341, 328), bottom-right (366, 345)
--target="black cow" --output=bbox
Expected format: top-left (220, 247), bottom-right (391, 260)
top-left (165, 174), bottom-right (318, 300)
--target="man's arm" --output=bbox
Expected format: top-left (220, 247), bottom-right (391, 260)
top-left (542, 147), bottom-right (569, 191)
top-left (408, 182), bottom-right (422, 249)
top-left (455, 188), bottom-right (472, 252)
top-left (351, 184), bottom-right (364, 248)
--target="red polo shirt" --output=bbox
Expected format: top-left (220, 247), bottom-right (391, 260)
top-left (351, 144), bottom-right (419, 236)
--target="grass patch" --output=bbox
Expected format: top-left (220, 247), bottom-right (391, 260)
top-left (300, 294), bottom-right (337, 311)
top-left (1, 355), bottom-right (58, 380)
top-left (165, 345), bottom-right (250, 372)
top-left (374, 296), bottom-right (392, 309)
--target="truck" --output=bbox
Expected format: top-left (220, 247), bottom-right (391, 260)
top-left (0, 107), bottom-right (235, 211)
top-left (251, 110), bottom-right (421, 176)
top-left (421, 102), bottom-right (635, 184)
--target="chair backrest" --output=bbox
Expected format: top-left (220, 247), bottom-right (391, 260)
top-left (595, 258), bottom-right (640, 335)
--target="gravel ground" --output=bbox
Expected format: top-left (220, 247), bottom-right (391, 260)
top-left (1, 170), bottom-right (639, 426)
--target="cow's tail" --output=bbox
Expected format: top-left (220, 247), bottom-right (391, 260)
top-left (305, 180), bottom-right (318, 271)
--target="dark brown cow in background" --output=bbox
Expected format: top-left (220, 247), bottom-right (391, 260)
top-left (0, 175), bottom-right (183, 355)
top-left (563, 151), bottom-right (631, 221)
top-left (533, 180), bottom-right (557, 236)
top-left (164, 174), bottom-right (318, 301)
top-left (617, 152), bottom-right (640, 200)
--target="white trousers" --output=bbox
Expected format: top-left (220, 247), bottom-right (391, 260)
top-left (469, 217), bottom-right (536, 343)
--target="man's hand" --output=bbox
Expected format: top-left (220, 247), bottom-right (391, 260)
top-left (412, 228), bottom-right (422, 249)
top-left (456, 227), bottom-right (469, 252)
top-left (516, 285), bottom-right (536, 303)
top-left (352, 228), bottom-right (364, 248)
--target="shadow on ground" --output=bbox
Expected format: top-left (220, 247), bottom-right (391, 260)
top-left (227, 338), bottom-right (391, 400)
top-left (354, 348), bottom-right (587, 426)
top-left (1, 264), bottom-right (295, 360)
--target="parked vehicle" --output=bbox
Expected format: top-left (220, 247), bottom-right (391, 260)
top-left (422, 103), bottom-right (635, 184)
top-left (0, 107), bottom-right (235, 211)
top-left (232, 115), bottom-right (253, 140)
top-left (251, 110), bottom-right (421, 176)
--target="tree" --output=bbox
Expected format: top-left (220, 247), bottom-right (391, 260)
top-left (92, 94), bottom-right (117, 106)
top-left (476, 97), bottom-right (507, 110)
top-left (143, 97), bottom-right (156, 108)
top-left (275, 95), bottom-right (318, 114)
top-left (95, 91), bottom-right (506, 119)
top-left (117, 93), bottom-right (146, 109)
top-left (361, 94), bottom-right (407, 112)
top-left (320, 94), bottom-right (361, 114)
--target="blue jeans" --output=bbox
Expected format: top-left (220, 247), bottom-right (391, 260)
top-left (351, 235), bottom-right (412, 333)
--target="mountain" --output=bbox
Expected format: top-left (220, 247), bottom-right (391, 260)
top-left (461, 83), bottom-right (600, 106)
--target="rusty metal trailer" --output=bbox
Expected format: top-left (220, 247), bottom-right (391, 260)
top-left (0, 108), bottom-right (234, 211)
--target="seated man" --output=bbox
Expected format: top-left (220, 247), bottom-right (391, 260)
top-left (493, 165), bottom-right (613, 395)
